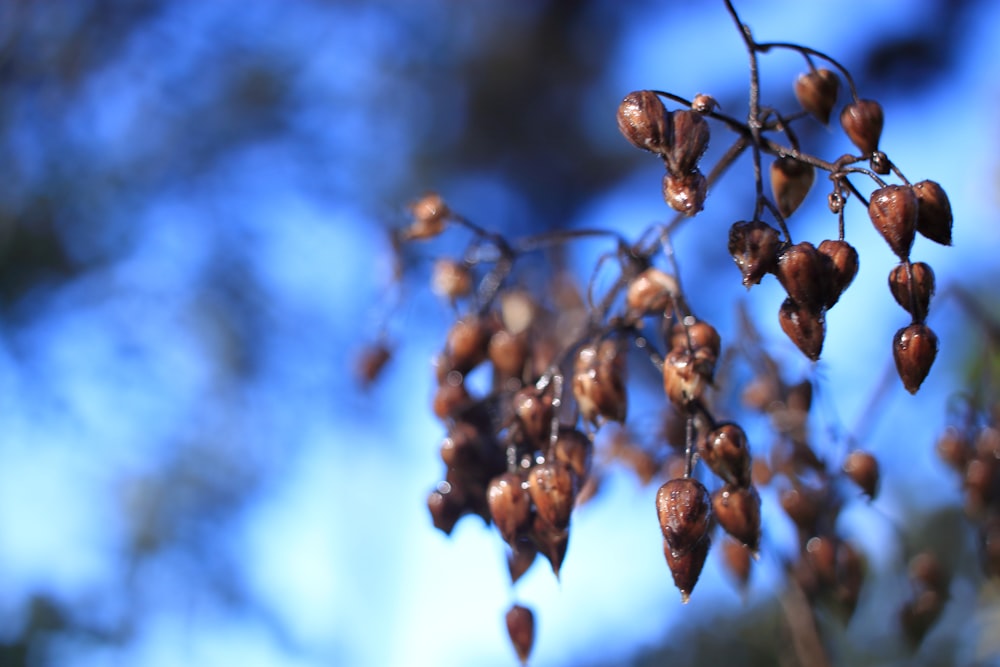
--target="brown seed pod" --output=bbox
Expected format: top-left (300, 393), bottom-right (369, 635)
top-left (427, 485), bottom-right (465, 536)
top-left (727, 220), bottom-right (783, 288)
top-left (662, 346), bottom-right (708, 408)
top-left (778, 297), bottom-right (825, 361)
top-left (505, 604), bottom-right (535, 666)
top-left (720, 536), bottom-right (752, 589)
top-left (780, 485), bottom-right (823, 531)
top-left (699, 422), bottom-right (752, 487)
top-left (712, 484), bottom-right (761, 552)
top-left (842, 450), bottom-right (880, 499)
top-left (840, 99), bottom-right (884, 154)
top-left (888, 261), bottom-right (935, 321)
top-left (671, 320), bottom-right (722, 360)
top-left (770, 156), bottom-right (815, 218)
top-left (663, 534), bottom-right (711, 603)
top-left (625, 267), bottom-right (677, 318)
top-left (431, 258), bottom-right (472, 301)
top-left (572, 339), bottom-right (628, 428)
top-left (529, 516), bottom-right (569, 577)
top-left (527, 461), bottom-right (577, 530)
top-left (512, 386), bottom-right (554, 447)
top-left (794, 68), bottom-right (840, 124)
top-left (445, 316), bottom-right (493, 375)
top-left (776, 242), bottom-right (829, 312)
top-left (488, 472), bottom-right (533, 544)
top-left (869, 184), bottom-right (919, 260)
top-left (488, 328), bottom-right (529, 384)
top-left (662, 170), bottom-right (707, 216)
top-left (666, 109), bottom-right (710, 174)
top-left (656, 477), bottom-right (712, 556)
top-left (552, 426), bottom-right (594, 480)
top-left (432, 379), bottom-right (473, 421)
top-left (507, 537), bottom-right (538, 584)
top-left (892, 323), bottom-right (938, 394)
top-left (805, 535), bottom-right (838, 587)
top-left (935, 427), bottom-right (970, 472)
top-left (817, 239), bottom-right (859, 308)
top-left (617, 90), bottom-right (672, 154)
top-left (691, 93), bottom-right (719, 114)
top-left (439, 420), bottom-right (487, 469)
top-left (355, 341), bottom-right (392, 387)
top-left (913, 179), bottom-right (953, 246)
top-left (405, 192), bottom-right (450, 240)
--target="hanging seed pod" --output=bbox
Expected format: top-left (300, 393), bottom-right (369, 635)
top-left (728, 220), bottom-right (783, 288)
top-left (780, 485), bottom-right (823, 531)
top-left (488, 328), bottom-right (529, 384)
top-left (869, 185), bottom-right (919, 259)
top-left (432, 379), bottom-right (473, 421)
top-left (552, 426), bottom-right (594, 480)
top-left (513, 386), bottom-right (554, 447)
top-left (625, 267), bottom-right (678, 318)
top-left (888, 262), bottom-right (935, 321)
top-left (671, 320), bottom-right (722, 360)
top-left (794, 68), bottom-right (840, 124)
top-left (691, 93), bottom-right (719, 114)
top-left (817, 239), bottom-right (859, 308)
top-left (892, 323), bottom-right (938, 394)
top-left (488, 472), bottom-right (533, 544)
top-left (662, 347), bottom-right (708, 407)
top-left (572, 340), bottom-right (628, 428)
top-left (405, 192), bottom-right (450, 240)
top-left (712, 484), bottom-right (761, 552)
top-left (805, 535), bottom-right (838, 587)
top-left (666, 109), bottom-right (710, 174)
top-left (663, 535), bottom-right (711, 603)
top-left (527, 461), bottom-right (577, 530)
top-left (617, 90), bottom-right (672, 154)
top-left (840, 99), bottom-right (884, 154)
top-left (507, 537), bottom-right (538, 584)
top-left (355, 341), bottom-right (392, 387)
top-left (913, 180), bottom-right (953, 246)
top-left (778, 298), bottom-right (826, 361)
top-left (445, 316), bottom-right (493, 375)
top-left (776, 242), bottom-right (829, 312)
top-left (530, 517), bottom-right (569, 577)
top-left (439, 420), bottom-right (486, 468)
top-left (663, 170), bottom-right (707, 216)
top-left (656, 477), bottom-right (712, 556)
top-left (505, 604), bottom-right (535, 666)
top-left (936, 427), bottom-right (970, 472)
top-left (770, 156), bottom-right (815, 218)
top-left (431, 258), bottom-right (473, 301)
top-left (427, 484), bottom-right (465, 536)
top-left (699, 422), bottom-right (752, 487)
top-left (720, 536), bottom-right (752, 588)
top-left (843, 450), bottom-right (880, 499)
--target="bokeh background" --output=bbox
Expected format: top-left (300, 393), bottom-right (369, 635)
top-left (0, 0), bottom-right (998, 665)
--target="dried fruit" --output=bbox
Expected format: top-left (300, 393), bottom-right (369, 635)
top-left (794, 68), bottom-right (840, 124)
top-left (445, 316), bottom-right (493, 375)
top-left (868, 184), bottom-right (918, 260)
top-left (488, 472), bottom-right (532, 544)
top-left (405, 192), bottom-right (450, 240)
top-left (778, 297), bottom-right (825, 361)
top-left (507, 538), bottom-right (538, 584)
top-left (840, 99), bottom-right (884, 154)
top-left (913, 179), bottom-right (953, 246)
top-left (842, 450), bottom-right (879, 499)
top-left (505, 604), bottom-right (535, 665)
top-left (663, 170), bottom-right (707, 216)
top-left (720, 536), bottom-right (752, 588)
top-left (776, 242), bottom-right (829, 312)
top-left (662, 347), bottom-right (708, 407)
top-left (617, 90), bottom-right (671, 153)
top-left (656, 477), bottom-right (712, 555)
top-left (488, 328), bottom-right (529, 382)
top-left (663, 534), bottom-right (710, 603)
top-left (699, 422), bottom-right (752, 487)
top-left (527, 461), bottom-right (577, 530)
top-left (431, 258), bottom-right (472, 301)
top-left (513, 387), bottom-right (554, 447)
top-left (817, 239), bottom-right (859, 308)
top-left (666, 109), bottom-right (710, 174)
top-left (552, 426), bottom-right (594, 480)
top-left (892, 323), bottom-right (938, 393)
top-left (888, 261), bottom-right (935, 321)
top-left (712, 484), bottom-right (761, 551)
top-left (625, 267), bottom-right (677, 318)
top-left (572, 340), bottom-right (628, 427)
top-left (770, 156), bottom-right (815, 218)
top-left (728, 220), bottom-right (783, 287)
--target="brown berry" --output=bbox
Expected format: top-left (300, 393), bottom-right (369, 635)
top-left (817, 239), bottom-right (859, 308)
top-left (794, 69), bottom-right (840, 124)
top-left (869, 184), bottom-right (918, 260)
top-left (488, 472), bottom-right (532, 544)
top-left (699, 422), bottom-right (752, 487)
top-left (527, 461), bottom-right (577, 530)
top-left (666, 109), bottom-right (710, 174)
top-left (770, 156), bottom-right (815, 218)
top-left (505, 604), bottom-right (535, 665)
top-left (776, 242), bottom-right (829, 312)
top-left (445, 316), bottom-right (493, 375)
top-left (656, 477), bottom-right (712, 555)
top-left (625, 267), bottom-right (677, 318)
top-left (778, 297), bottom-right (825, 361)
top-left (780, 485), bottom-right (822, 530)
top-left (728, 220), bottom-right (783, 288)
top-left (913, 179), bottom-right (953, 246)
top-left (662, 347), bottom-right (708, 407)
top-left (842, 450), bottom-right (880, 499)
top-left (662, 170), bottom-right (707, 216)
top-left (892, 323), bottom-right (938, 394)
top-left (840, 99), bottom-right (884, 154)
top-left (888, 261), bottom-right (935, 321)
top-left (617, 90), bottom-right (671, 154)
top-left (712, 484), bottom-right (761, 552)
top-left (663, 534), bottom-right (710, 603)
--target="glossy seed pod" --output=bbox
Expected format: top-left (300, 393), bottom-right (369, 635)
top-left (662, 170), bottom-right (707, 216)
top-left (794, 68), bottom-right (840, 124)
top-left (666, 109), bottom-right (710, 174)
top-left (712, 484), bottom-right (761, 552)
top-left (778, 297), bottom-right (825, 361)
top-left (572, 340), bottom-right (628, 427)
top-left (625, 267), bottom-right (678, 318)
top-left (512, 386), bottom-right (554, 447)
top-left (699, 422), bottom-right (752, 487)
top-left (663, 534), bottom-right (711, 603)
top-left (527, 461), bottom-right (577, 530)
top-left (869, 185), bottom-right (918, 259)
top-left (488, 472), bottom-right (533, 544)
top-left (617, 90), bottom-right (672, 154)
top-left (840, 99), bottom-right (884, 154)
top-left (552, 426), bottom-right (594, 480)
top-left (776, 242), bottom-right (829, 312)
top-left (662, 346), bottom-right (708, 408)
top-left (843, 450), bottom-right (880, 499)
top-left (656, 477), bottom-right (712, 555)
top-left (728, 220), bottom-right (783, 288)
top-left (770, 156), bottom-right (815, 218)
top-left (892, 323), bottom-right (938, 394)
top-left (888, 261), bottom-right (935, 321)
top-left (817, 239), bottom-right (859, 308)
top-left (505, 604), bottom-right (535, 665)
top-left (913, 179), bottom-right (953, 246)
top-left (405, 192), bottom-right (450, 240)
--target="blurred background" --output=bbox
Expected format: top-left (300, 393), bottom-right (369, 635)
top-left (0, 0), bottom-right (998, 665)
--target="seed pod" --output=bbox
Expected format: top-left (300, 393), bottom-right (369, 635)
top-left (617, 90), bottom-right (672, 154)
top-left (488, 472), bottom-right (532, 544)
top-left (625, 267), bottom-right (677, 318)
top-left (778, 297), bottom-right (825, 361)
top-left (662, 347), bottom-right (708, 407)
top-left (528, 461), bottom-right (577, 530)
top-left (728, 220), bottom-right (783, 287)
top-left (656, 477), bottom-right (712, 555)
top-left (529, 516), bottom-right (569, 577)
top-left (770, 157), bottom-right (815, 218)
top-left (432, 379), bottom-right (473, 421)
top-left (513, 386), bottom-right (554, 447)
top-left (662, 170), bottom-right (707, 216)
top-left (794, 68), bottom-right (840, 124)
top-left (507, 537), bottom-right (538, 584)
top-left (431, 258), bottom-right (472, 301)
top-left (355, 341), bottom-right (392, 387)
top-left (488, 328), bottom-right (529, 383)
top-left (427, 485), bottom-right (465, 535)
top-left (817, 239), bottom-right (859, 308)
top-left (888, 262), bottom-right (935, 321)
top-left (439, 420), bottom-right (485, 468)
top-left (405, 192), bottom-right (450, 240)
top-left (935, 427), bottom-right (970, 472)
top-left (505, 604), bottom-right (535, 665)
top-left (840, 99), bottom-right (884, 154)
top-left (869, 151), bottom-right (891, 176)
top-left (776, 242), bottom-right (829, 312)
top-left (666, 109), bottom-right (710, 174)
top-left (843, 450), bottom-right (880, 499)
top-left (691, 93), bottom-right (719, 114)
top-left (445, 316), bottom-right (493, 375)
top-left (892, 323), bottom-right (938, 394)
top-left (869, 185), bottom-right (919, 259)
top-left (671, 320), bottom-right (722, 360)
top-left (712, 484), bottom-right (761, 552)
top-left (780, 485), bottom-right (823, 531)
top-left (552, 426), bottom-right (594, 480)
top-left (720, 536), bottom-right (752, 588)
top-left (699, 422), bottom-right (752, 487)
top-left (663, 535), bottom-right (711, 603)
top-left (913, 180), bottom-right (953, 246)
top-left (572, 340), bottom-right (628, 427)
